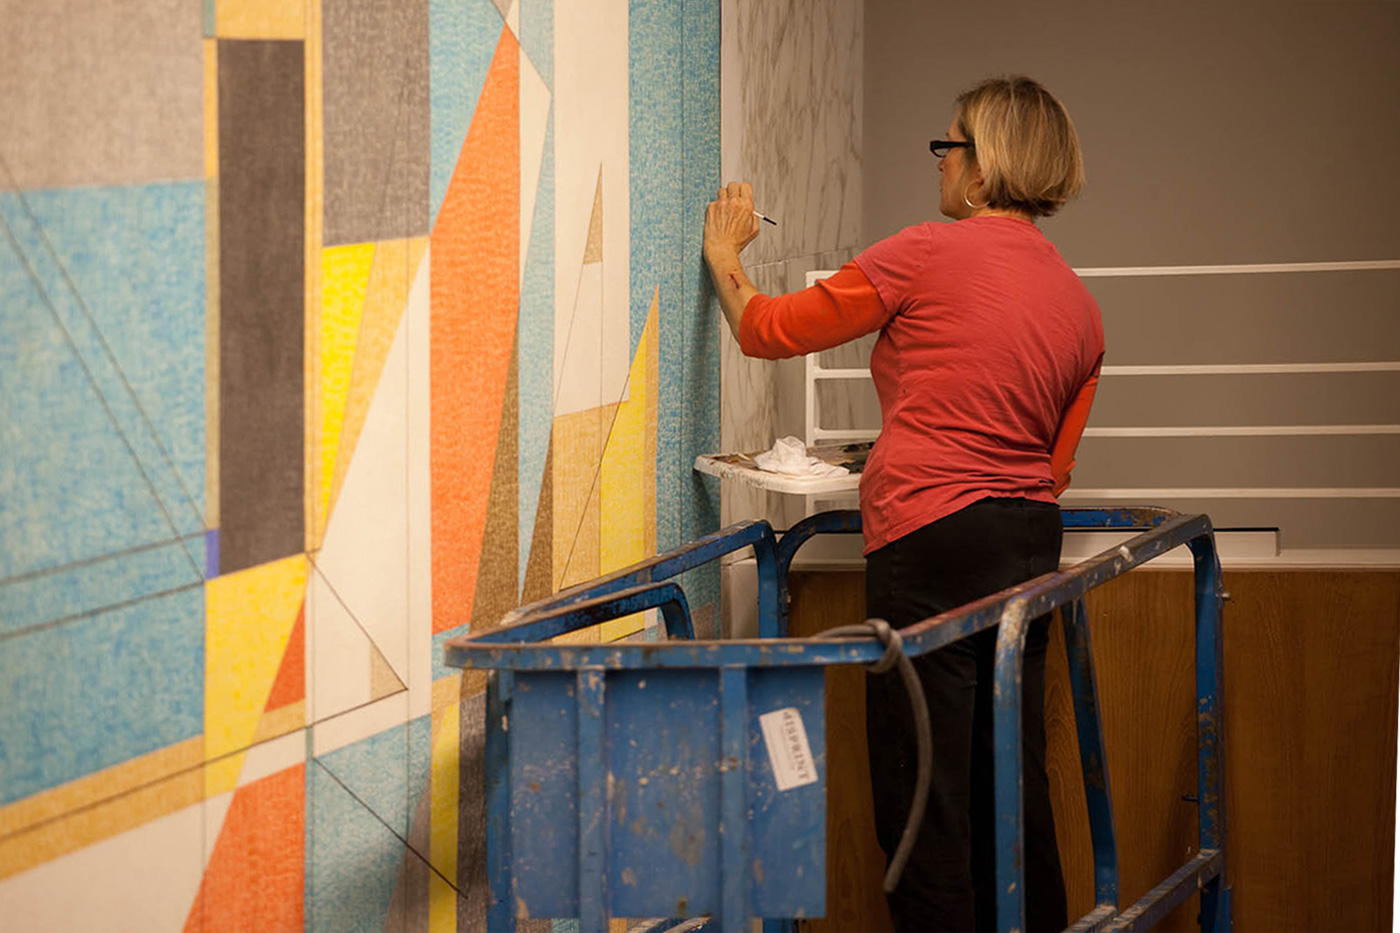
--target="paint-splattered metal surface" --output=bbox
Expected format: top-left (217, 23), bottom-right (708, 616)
top-left (446, 507), bottom-right (1232, 932)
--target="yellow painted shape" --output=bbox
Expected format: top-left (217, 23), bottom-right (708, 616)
top-left (304, 0), bottom-right (325, 550)
top-left (429, 701), bottom-right (461, 933)
top-left (203, 40), bottom-right (219, 179)
top-left (204, 39), bottom-right (221, 529)
top-left (252, 700), bottom-right (305, 744)
top-left (432, 672), bottom-right (463, 712)
top-left (552, 404), bottom-right (616, 590)
top-left (326, 236), bottom-right (428, 521)
top-left (205, 554), bottom-right (307, 779)
top-left (204, 752), bottom-right (245, 798)
top-left (318, 242), bottom-right (375, 541)
top-left (599, 304), bottom-right (658, 642)
top-left (217, 0), bottom-right (305, 38)
top-left (0, 737), bottom-right (201, 840)
top-left (0, 762), bottom-right (202, 882)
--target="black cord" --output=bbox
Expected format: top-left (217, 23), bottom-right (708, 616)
top-left (817, 619), bottom-right (932, 894)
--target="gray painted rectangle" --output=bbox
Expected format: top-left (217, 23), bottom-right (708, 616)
top-left (1073, 435), bottom-right (1400, 488)
top-left (1067, 497), bottom-right (1400, 551)
top-left (322, 0), bottom-right (430, 245)
top-left (218, 40), bottom-right (305, 574)
top-left (0, 0), bottom-right (204, 190)
top-left (1090, 372), bottom-right (1400, 428)
top-left (1088, 270), bottom-right (1400, 366)
top-left (863, 1), bottom-right (1400, 266)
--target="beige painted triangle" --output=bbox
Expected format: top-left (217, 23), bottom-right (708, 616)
top-left (583, 168), bottom-right (603, 265)
top-left (370, 641), bottom-right (406, 701)
top-left (325, 236), bottom-right (428, 534)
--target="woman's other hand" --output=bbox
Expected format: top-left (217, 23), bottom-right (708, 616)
top-left (704, 181), bottom-right (760, 261)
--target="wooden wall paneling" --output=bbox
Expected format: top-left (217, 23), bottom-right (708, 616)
top-left (785, 568), bottom-right (1400, 932)
top-left (1222, 571), bottom-right (1400, 931)
top-left (786, 571), bottom-right (892, 933)
top-left (1081, 572), bottom-right (1201, 931)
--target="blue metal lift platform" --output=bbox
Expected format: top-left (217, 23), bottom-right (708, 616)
top-left (443, 506), bottom-right (1232, 932)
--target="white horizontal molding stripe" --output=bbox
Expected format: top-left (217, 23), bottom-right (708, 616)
top-left (810, 367), bottom-right (873, 380)
top-left (1101, 362), bottom-right (1400, 376)
top-left (1083, 424), bottom-right (1400, 437)
top-left (1062, 487), bottom-right (1400, 499)
top-left (1072, 259), bottom-right (1400, 277)
top-left (810, 428), bottom-right (879, 441)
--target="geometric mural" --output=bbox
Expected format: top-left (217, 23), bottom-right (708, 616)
top-left (0, 0), bottom-right (719, 928)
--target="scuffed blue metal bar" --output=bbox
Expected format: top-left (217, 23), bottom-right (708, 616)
top-left (773, 509), bottom-right (863, 636)
top-left (487, 519), bottom-right (780, 636)
top-left (453, 507), bottom-right (1231, 931)
top-left (446, 512), bottom-right (1216, 673)
top-left (1063, 598), bottom-right (1120, 914)
top-left (578, 669), bottom-right (609, 930)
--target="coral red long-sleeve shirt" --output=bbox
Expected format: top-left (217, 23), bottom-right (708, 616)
top-left (739, 216), bottom-right (1103, 554)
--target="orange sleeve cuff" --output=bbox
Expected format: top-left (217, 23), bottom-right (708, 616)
top-left (737, 262), bottom-right (891, 359)
top-left (1050, 355), bottom-right (1103, 496)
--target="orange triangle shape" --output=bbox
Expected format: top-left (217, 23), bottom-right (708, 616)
top-left (430, 26), bottom-right (521, 635)
top-left (265, 603), bottom-right (305, 712)
top-left (183, 766), bottom-right (304, 933)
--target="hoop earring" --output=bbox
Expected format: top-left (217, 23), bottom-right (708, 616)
top-left (963, 183), bottom-right (987, 211)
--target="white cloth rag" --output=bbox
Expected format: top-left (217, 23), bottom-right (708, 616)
top-left (753, 436), bottom-right (849, 478)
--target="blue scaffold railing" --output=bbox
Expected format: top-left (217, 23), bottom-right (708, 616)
top-left (442, 506), bottom-right (1232, 933)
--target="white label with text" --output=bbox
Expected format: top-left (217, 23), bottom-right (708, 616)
top-left (759, 707), bottom-right (818, 792)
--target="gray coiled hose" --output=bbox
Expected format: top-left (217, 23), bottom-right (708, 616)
top-left (816, 619), bottom-right (931, 894)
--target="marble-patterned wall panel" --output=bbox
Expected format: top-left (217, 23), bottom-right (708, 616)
top-left (0, 0), bottom-right (203, 190)
top-left (719, 0), bottom-right (864, 555)
top-left (721, 0), bottom-right (863, 265)
top-left (719, 259), bottom-right (785, 531)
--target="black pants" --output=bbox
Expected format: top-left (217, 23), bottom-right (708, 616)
top-left (865, 497), bottom-right (1068, 933)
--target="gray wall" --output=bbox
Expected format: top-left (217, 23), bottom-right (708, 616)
top-left (863, 0), bottom-right (1400, 550)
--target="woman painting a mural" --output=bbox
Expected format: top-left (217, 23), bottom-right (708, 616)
top-left (702, 75), bottom-right (1103, 932)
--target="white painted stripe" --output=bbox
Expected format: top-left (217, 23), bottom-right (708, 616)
top-left (1061, 487), bottom-right (1400, 499)
top-left (1073, 259), bottom-right (1400, 277)
top-left (1101, 361), bottom-right (1400, 376)
top-left (1083, 424), bottom-right (1400, 437)
top-left (238, 729), bottom-right (307, 787)
top-left (311, 690), bottom-right (410, 757)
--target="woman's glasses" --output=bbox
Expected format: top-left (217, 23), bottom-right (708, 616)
top-left (929, 140), bottom-right (974, 158)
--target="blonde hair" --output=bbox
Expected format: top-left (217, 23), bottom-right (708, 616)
top-left (955, 76), bottom-right (1085, 217)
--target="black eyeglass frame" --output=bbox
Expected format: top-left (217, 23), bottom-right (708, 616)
top-left (929, 140), bottom-right (974, 158)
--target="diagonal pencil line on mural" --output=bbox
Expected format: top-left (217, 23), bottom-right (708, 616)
top-left (0, 719), bottom-right (293, 845)
top-left (0, 684), bottom-right (415, 849)
top-left (306, 554), bottom-right (410, 689)
top-left (0, 190), bottom-right (206, 586)
top-left (0, 152), bottom-right (209, 544)
top-left (558, 364), bottom-right (635, 591)
top-left (313, 757), bottom-right (470, 902)
top-left (550, 161), bottom-right (605, 413)
top-left (0, 532), bottom-right (205, 588)
top-left (0, 581), bottom-right (205, 646)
